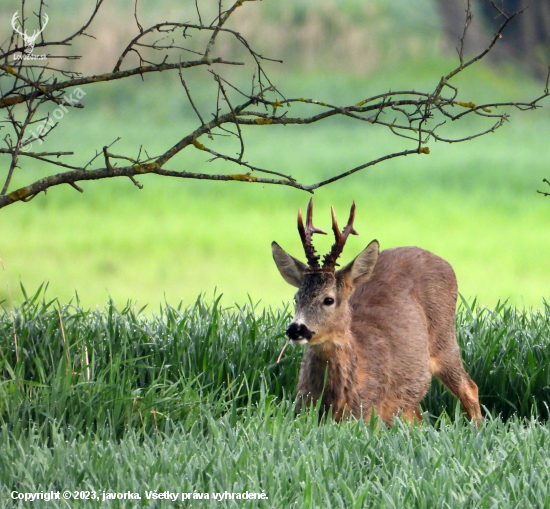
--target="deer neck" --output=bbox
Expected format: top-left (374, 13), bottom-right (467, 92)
top-left (298, 329), bottom-right (359, 420)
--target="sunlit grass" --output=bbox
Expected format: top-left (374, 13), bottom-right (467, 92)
top-left (2, 290), bottom-right (550, 429)
top-left (1, 293), bottom-right (550, 507)
top-left (1, 59), bottom-right (549, 309)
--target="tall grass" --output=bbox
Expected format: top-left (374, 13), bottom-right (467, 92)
top-left (1, 289), bottom-right (550, 438)
top-left (0, 286), bottom-right (296, 438)
top-left (432, 297), bottom-right (550, 421)
top-left (1, 292), bottom-right (550, 507)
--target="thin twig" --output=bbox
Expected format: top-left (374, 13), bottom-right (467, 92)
top-left (537, 178), bottom-right (550, 197)
top-left (277, 339), bottom-right (291, 363)
top-left (179, 68), bottom-right (205, 126)
top-left (458, 0), bottom-right (473, 65)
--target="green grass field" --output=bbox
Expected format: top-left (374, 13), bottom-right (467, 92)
top-left (1, 293), bottom-right (550, 507)
top-left (1, 61), bottom-right (549, 311)
top-left (2, 1), bottom-right (550, 507)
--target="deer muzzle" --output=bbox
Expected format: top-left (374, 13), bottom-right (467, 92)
top-left (286, 322), bottom-right (313, 344)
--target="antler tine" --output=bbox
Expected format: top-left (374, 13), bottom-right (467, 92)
top-left (297, 198), bottom-right (327, 268)
top-left (306, 198), bottom-right (328, 236)
top-left (344, 200), bottom-right (359, 237)
top-left (323, 201), bottom-right (359, 270)
top-left (297, 206), bottom-right (307, 247)
top-left (330, 205), bottom-right (341, 243)
top-left (306, 199), bottom-right (314, 230)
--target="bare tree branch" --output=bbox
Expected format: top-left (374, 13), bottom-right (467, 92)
top-left (0, 0), bottom-right (548, 210)
top-left (457, 0), bottom-right (473, 65)
top-left (538, 178), bottom-right (550, 197)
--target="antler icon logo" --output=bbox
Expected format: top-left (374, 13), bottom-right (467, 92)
top-left (11, 11), bottom-right (48, 55)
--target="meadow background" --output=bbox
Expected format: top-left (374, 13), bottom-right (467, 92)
top-left (0, 0), bottom-right (548, 312)
top-left (2, 1), bottom-right (550, 507)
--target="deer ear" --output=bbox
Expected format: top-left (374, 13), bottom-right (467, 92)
top-left (272, 242), bottom-right (307, 288)
top-left (338, 239), bottom-right (379, 287)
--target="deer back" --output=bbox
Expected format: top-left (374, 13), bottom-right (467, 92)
top-left (346, 246), bottom-right (458, 417)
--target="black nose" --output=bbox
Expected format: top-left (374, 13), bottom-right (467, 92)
top-left (286, 323), bottom-right (313, 341)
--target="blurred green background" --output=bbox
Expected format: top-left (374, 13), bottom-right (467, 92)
top-left (0, 0), bottom-right (549, 310)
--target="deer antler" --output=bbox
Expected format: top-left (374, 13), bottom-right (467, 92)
top-left (297, 198), bottom-right (327, 268)
top-left (322, 201), bottom-right (359, 270)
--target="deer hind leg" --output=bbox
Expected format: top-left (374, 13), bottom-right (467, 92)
top-left (430, 355), bottom-right (483, 426)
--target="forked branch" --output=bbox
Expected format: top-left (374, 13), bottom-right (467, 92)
top-left (538, 178), bottom-right (550, 197)
top-left (0, 0), bottom-right (548, 210)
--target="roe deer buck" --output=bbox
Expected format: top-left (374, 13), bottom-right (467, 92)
top-left (272, 199), bottom-right (482, 426)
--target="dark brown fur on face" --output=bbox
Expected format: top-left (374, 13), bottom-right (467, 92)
top-left (272, 202), bottom-right (482, 426)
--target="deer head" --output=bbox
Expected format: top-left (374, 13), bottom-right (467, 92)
top-left (272, 199), bottom-right (379, 346)
top-left (11, 11), bottom-right (49, 55)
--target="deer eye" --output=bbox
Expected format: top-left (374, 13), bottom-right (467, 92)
top-left (323, 297), bottom-right (335, 306)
